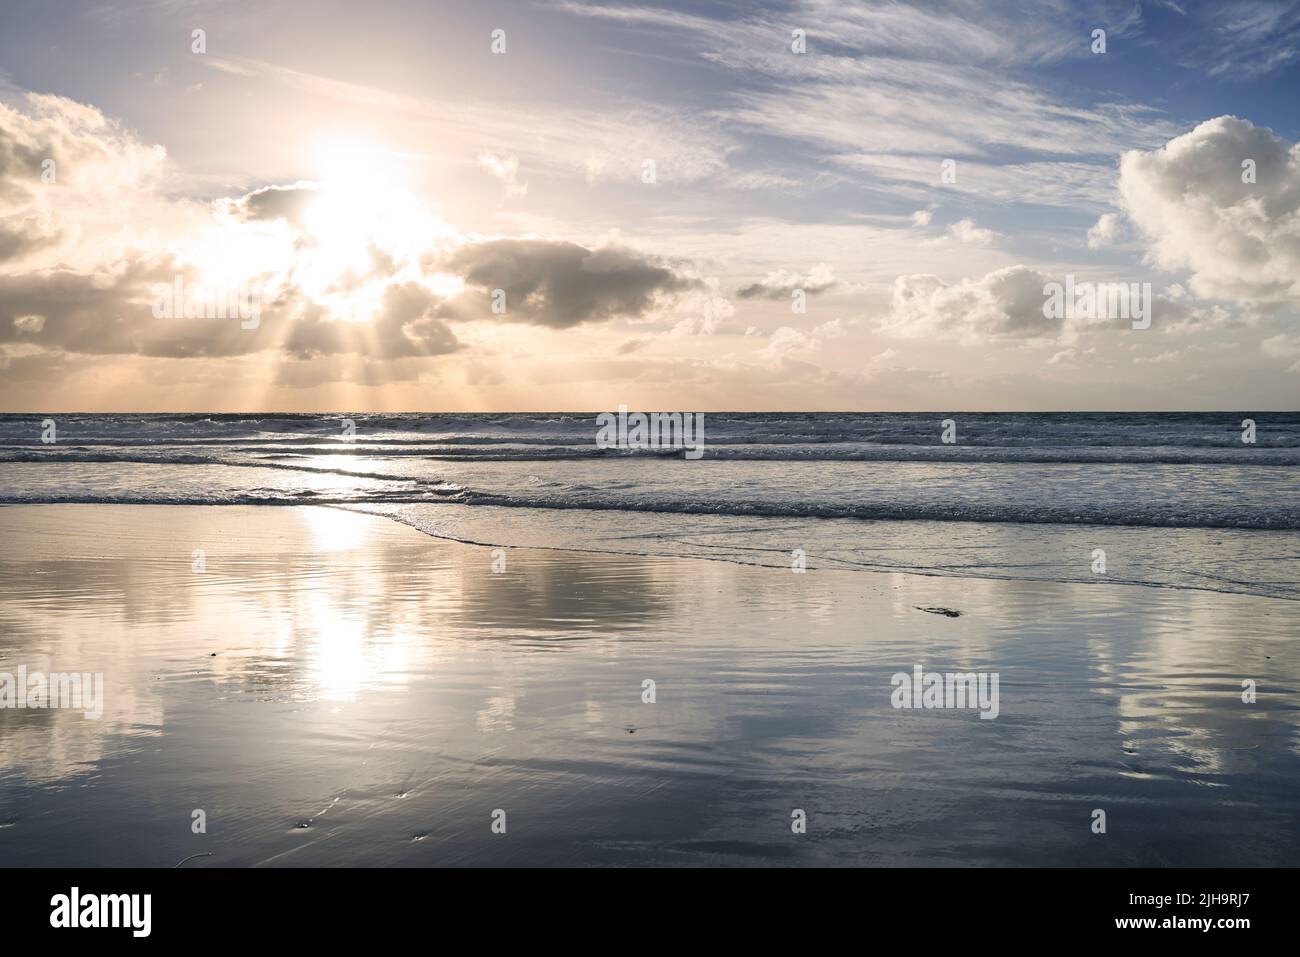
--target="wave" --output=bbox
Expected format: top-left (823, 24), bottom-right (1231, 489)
top-left (435, 490), bottom-right (1300, 530)
top-left (4, 410), bottom-right (1300, 450)
top-left (347, 503), bottom-right (1300, 602)
top-left (4, 484), bottom-right (1296, 530)
top-left (3, 445), bottom-right (1298, 465)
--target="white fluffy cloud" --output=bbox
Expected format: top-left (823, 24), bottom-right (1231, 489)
top-left (945, 218), bottom-right (998, 246)
top-left (1117, 116), bottom-right (1300, 303)
top-left (0, 93), bottom-right (172, 271)
top-left (760, 317), bottom-right (851, 357)
top-left (1086, 212), bottom-right (1124, 249)
top-left (880, 265), bottom-right (1057, 341)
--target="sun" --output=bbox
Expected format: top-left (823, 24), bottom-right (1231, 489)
top-left (306, 144), bottom-right (415, 259)
top-left (287, 141), bottom-right (444, 318)
top-left (198, 139), bottom-right (456, 326)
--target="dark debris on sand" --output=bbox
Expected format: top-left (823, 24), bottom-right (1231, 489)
top-left (915, 606), bottom-right (962, 618)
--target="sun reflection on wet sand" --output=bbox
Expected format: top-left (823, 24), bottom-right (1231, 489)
top-left (1, 504), bottom-right (1298, 867)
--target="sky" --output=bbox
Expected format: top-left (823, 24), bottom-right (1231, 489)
top-left (1, 0), bottom-right (1299, 411)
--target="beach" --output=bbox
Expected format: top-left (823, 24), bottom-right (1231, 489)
top-left (4, 1), bottom-right (1299, 923)
top-left (2, 503), bottom-right (1297, 867)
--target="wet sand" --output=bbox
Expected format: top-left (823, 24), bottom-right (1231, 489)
top-left (0, 504), bottom-right (1297, 866)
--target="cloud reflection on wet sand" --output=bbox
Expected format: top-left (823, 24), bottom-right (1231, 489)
top-left (0, 504), bottom-right (1297, 866)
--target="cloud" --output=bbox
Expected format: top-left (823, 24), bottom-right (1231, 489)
top-left (1174, 1), bottom-right (1300, 79)
top-left (0, 259), bottom-right (463, 360)
top-left (669, 286), bottom-right (734, 335)
top-left (736, 263), bottom-right (837, 299)
top-left (0, 90), bottom-right (719, 363)
top-left (560, 1), bottom-right (1178, 212)
top-left (1133, 349), bottom-right (1181, 364)
top-left (881, 264), bottom-right (1227, 344)
top-left (1117, 116), bottom-right (1300, 303)
top-left (881, 265), bottom-right (1059, 340)
top-left (0, 216), bottom-right (60, 261)
top-left (0, 92), bottom-right (169, 268)
top-left (1262, 333), bottom-right (1300, 371)
top-left (945, 218), bottom-right (998, 246)
top-left (1, 231), bottom-right (709, 357)
top-left (0, 255), bottom-right (261, 358)
top-left (282, 281), bottom-right (462, 359)
top-left (432, 238), bottom-right (702, 328)
top-left (477, 152), bottom-right (528, 199)
top-left (762, 325), bottom-right (814, 356)
top-left (811, 317), bottom-right (850, 339)
top-left (761, 317), bottom-right (851, 357)
top-left (834, 153), bottom-right (1124, 210)
top-left (563, 0), bottom-right (1136, 68)
top-left (614, 335), bottom-right (652, 354)
top-left (222, 182), bottom-right (321, 228)
top-left (198, 54), bottom-right (740, 191)
top-left (9, 26), bottom-right (1298, 411)
top-left (0, 93), bottom-right (164, 193)
top-left (1087, 212), bottom-right (1124, 249)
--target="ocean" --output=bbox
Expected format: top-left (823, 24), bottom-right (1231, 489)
top-left (3, 412), bottom-right (1298, 599)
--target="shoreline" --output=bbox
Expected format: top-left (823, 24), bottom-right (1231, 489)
top-left (7, 499), bottom-right (1299, 601)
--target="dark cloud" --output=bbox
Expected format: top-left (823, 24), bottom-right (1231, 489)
top-left (0, 132), bottom-right (45, 207)
top-left (614, 335), bottom-right (652, 354)
top-left (0, 261), bottom-right (461, 360)
top-left (282, 281), bottom-right (462, 359)
top-left (0, 219), bottom-right (61, 262)
top-left (222, 182), bottom-right (320, 228)
top-left (0, 258), bottom-right (180, 355)
top-left (0, 235), bottom-right (697, 359)
top-left (432, 238), bottom-right (701, 327)
top-left (736, 265), bottom-right (838, 300)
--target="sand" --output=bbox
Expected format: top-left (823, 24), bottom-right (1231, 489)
top-left (1, 504), bottom-right (1297, 866)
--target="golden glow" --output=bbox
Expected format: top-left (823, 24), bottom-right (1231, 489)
top-left (302, 504), bottom-right (374, 552)
top-left (304, 588), bottom-right (369, 701)
top-left (194, 215), bottom-right (296, 289)
top-left (190, 140), bottom-right (461, 329)
top-left (230, 141), bottom-right (453, 322)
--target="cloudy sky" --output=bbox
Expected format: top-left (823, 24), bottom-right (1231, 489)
top-left (2, 0), bottom-right (1299, 411)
